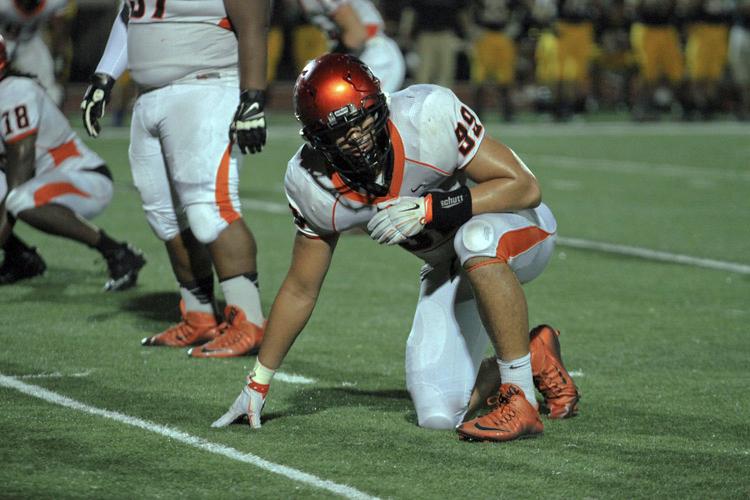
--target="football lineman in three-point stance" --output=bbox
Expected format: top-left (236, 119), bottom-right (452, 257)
top-left (214, 54), bottom-right (580, 442)
top-left (82, 0), bottom-right (270, 357)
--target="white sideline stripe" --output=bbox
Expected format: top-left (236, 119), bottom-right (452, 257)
top-left (275, 372), bottom-right (316, 384)
top-left (558, 237), bottom-right (750, 275)
top-left (526, 154), bottom-right (750, 182)
top-left (240, 198), bottom-right (750, 275)
top-left (0, 374), bottom-right (378, 500)
top-left (80, 120), bottom-right (750, 141)
top-left (18, 370), bottom-right (93, 379)
top-left (241, 198), bottom-right (289, 214)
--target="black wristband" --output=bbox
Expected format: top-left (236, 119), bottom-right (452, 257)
top-left (426, 186), bottom-right (473, 231)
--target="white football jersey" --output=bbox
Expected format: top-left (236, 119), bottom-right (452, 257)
top-left (284, 85), bottom-right (486, 260)
top-left (298, 0), bottom-right (385, 38)
top-left (0, 0), bottom-right (67, 41)
top-left (0, 76), bottom-right (104, 175)
top-left (125, 0), bottom-right (239, 88)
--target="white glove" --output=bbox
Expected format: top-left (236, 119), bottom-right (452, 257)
top-left (367, 196), bottom-right (429, 245)
top-left (211, 376), bottom-right (267, 429)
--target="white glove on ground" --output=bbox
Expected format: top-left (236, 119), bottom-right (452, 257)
top-left (211, 375), bottom-right (267, 429)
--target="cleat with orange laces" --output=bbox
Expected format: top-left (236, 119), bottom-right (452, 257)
top-left (141, 300), bottom-right (219, 347)
top-left (529, 324), bottom-right (580, 419)
top-left (187, 305), bottom-right (264, 358)
top-left (457, 384), bottom-right (543, 442)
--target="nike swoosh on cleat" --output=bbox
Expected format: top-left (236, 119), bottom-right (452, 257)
top-left (473, 423), bottom-right (511, 432)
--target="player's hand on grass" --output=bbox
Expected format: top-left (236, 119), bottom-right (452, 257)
top-left (367, 196), bottom-right (429, 245)
top-left (229, 89), bottom-right (266, 154)
top-left (81, 73), bottom-right (115, 138)
top-left (212, 374), bottom-right (268, 429)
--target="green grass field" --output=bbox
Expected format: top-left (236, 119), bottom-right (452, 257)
top-left (1, 115), bottom-right (749, 499)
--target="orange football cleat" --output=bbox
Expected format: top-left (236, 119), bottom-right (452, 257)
top-left (141, 300), bottom-right (219, 347)
top-left (187, 305), bottom-right (264, 358)
top-left (457, 384), bottom-right (543, 442)
top-left (529, 324), bottom-right (580, 419)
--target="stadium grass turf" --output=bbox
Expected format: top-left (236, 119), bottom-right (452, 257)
top-left (1, 115), bottom-right (748, 498)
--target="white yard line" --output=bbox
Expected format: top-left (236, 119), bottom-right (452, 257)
top-left (81, 120), bottom-right (750, 141)
top-left (525, 154), bottom-right (750, 182)
top-left (17, 370), bottom-right (93, 379)
top-left (241, 198), bottom-right (750, 275)
top-left (275, 372), bottom-right (316, 384)
top-left (0, 374), bottom-right (378, 500)
top-left (557, 237), bottom-right (750, 275)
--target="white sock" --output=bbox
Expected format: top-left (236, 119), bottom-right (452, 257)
top-left (220, 275), bottom-right (264, 325)
top-left (179, 285), bottom-right (213, 314)
top-left (497, 353), bottom-right (537, 409)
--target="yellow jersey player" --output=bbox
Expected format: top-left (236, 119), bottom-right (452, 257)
top-left (467, 0), bottom-right (527, 121)
top-left (685, 0), bottom-right (733, 119)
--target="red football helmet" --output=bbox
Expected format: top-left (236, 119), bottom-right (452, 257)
top-left (294, 53), bottom-right (392, 197)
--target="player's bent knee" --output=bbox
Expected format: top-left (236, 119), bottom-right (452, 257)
top-left (4, 187), bottom-right (34, 216)
top-left (144, 208), bottom-right (180, 241)
top-left (410, 384), bottom-right (465, 430)
top-left (185, 203), bottom-right (228, 244)
top-left (418, 413), bottom-right (458, 430)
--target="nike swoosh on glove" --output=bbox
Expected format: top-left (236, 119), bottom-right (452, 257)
top-left (211, 375), bottom-right (268, 429)
top-left (80, 73), bottom-right (115, 138)
top-left (229, 89), bottom-right (267, 154)
top-left (366, 196), bottom-right (429, 245)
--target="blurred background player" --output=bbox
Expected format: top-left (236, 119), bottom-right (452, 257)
top-left (729, 0), bottom-right (750, 120)
top-left (213, 54), bottom-right (580, 441)
top-left (0, 0), bottom-right (73, 105)
top-left (683, 0), bottom-right (733, 120)
top-left (629, 0), bottom-right (685, 120)
top-left (297, 0), bottom-right (405, 92)
top-left (399, 0), bottom-right (466, 89)
top-left (81, 0), bottom-right (269, 357)
top-left (0, 36), bottom-right (145, 289)
top-left (464, 0), bottom-right (527, 122)
top-left (553, 0), bottom-right (600, 120)
top-left (531, 0), bottom-right (561, 115)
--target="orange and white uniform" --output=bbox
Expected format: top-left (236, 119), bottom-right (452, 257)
top-left (0, 0), bottom-right (69, 104)
top-left (285, 84), bottom-right (557, 428)
top-left (298, 0), bottom-right (405, 92)
top-left (0, 75), bottom-right (112, 219)
top-left (94, 0), bottom-right (246, 244)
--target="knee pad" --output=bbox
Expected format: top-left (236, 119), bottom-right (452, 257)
top-left (144, 206), bottom-right (182, 241)
top-left (409, 383), bottom-right (466, 430)
top-left (454, 217), bottom-right (498, 265)
top-left (185, 203), bottom-right (230, 244)
top-left (5, 186), bottom-right (34, 217)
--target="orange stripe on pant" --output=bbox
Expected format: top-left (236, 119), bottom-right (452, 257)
top-left (33, 182), bottom-right (90, 207)
top-left (48, 140), bottom-right (81, 166)
top-left (496, 226), bottom-right (553, 262)
top-left (215, 144), bottom-right (241, 225)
